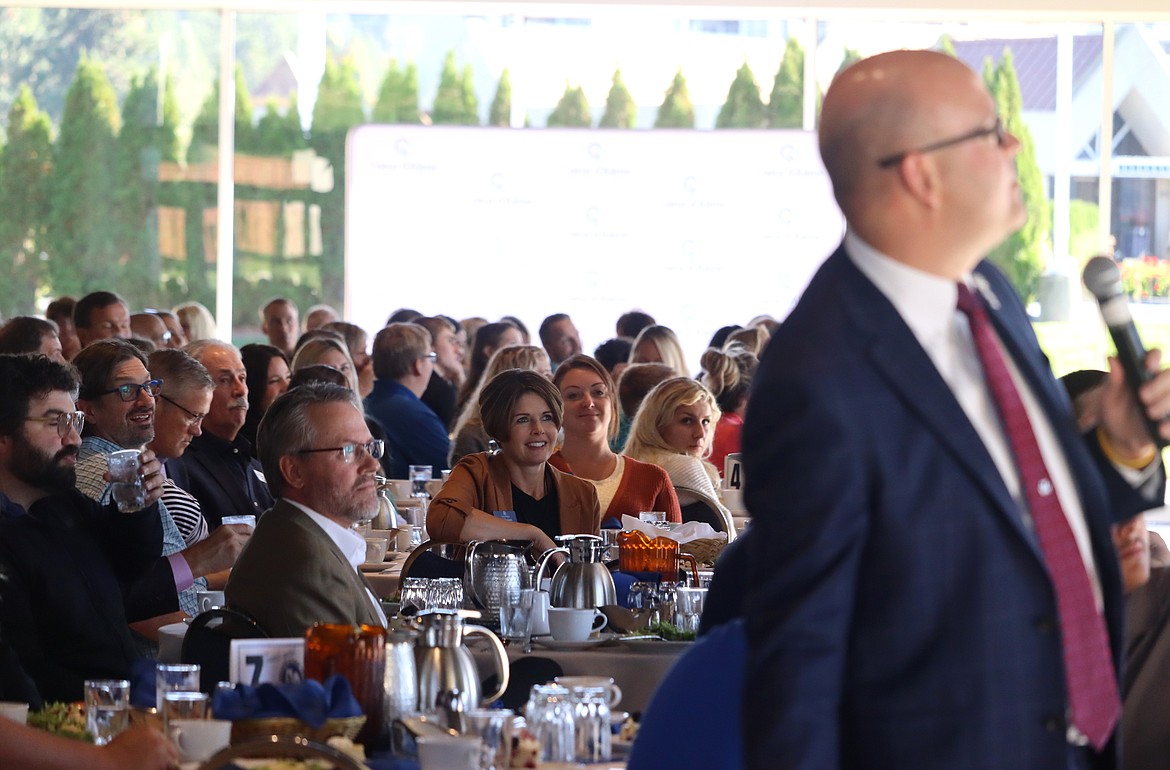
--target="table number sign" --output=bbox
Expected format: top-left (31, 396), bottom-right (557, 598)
top-left (229, 639), bottom-right (305, 686)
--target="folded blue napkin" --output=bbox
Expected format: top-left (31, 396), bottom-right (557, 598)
top-left (211, 676), bottom-right (362, 728)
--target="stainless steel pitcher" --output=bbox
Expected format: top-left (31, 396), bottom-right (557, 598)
top-left (464, 539), bottom-right (534, 628)
top-left (413, 609), bottom-right (509, 715)
top-left (533, 534), bottom-right (617, 609)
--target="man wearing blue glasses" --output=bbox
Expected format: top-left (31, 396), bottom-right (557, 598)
top-left (226, 383), bottom-right (388, 637)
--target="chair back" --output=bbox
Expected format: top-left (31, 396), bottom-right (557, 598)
top-left (181, 608), bottom-right (269, 691)
top-left (400, 539), bottom-right (467, 579)
top-left (674, 485), bottom-right (734, 536)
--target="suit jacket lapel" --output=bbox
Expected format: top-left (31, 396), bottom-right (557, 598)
top-left (833, 250), bottom-right (1043, 556)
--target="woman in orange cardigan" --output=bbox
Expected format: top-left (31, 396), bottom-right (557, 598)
top-left (549, 355), bottom-right (681, 525)
top-left (427, 368), bottom-right (601, 553)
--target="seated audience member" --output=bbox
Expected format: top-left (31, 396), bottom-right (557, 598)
top-left (1061, 368), bottom-right (1109, 432)
top-left (292, 327), bottom-right (345, 357)
top-left (74, 291), bottom-right (131, 348)
top-left (225, 383), bottom-right (387, 636)
top-left (0, 718), bottom-right (177, 770)
top-left (450, 345), bottom-right (551, 465)
top-left (723, 325), bottom-right (770, 358)
top-left (415, 316), bottom-right (466, 430)
top-left (153, 310), bottom-right (188, 349)
top-left (0, 354), bottom-right (169, 701)
top-left (260, 297), bottom-right (299, 360)
top-left (746, 314), bottom-right (779, 336)
top-left (615, 362), bottom-right (675, 453)
top-left (457, 321), bottom-right (524, 413)
top-left (323, 321), bottom-right (375, 398)
top-left (168, 340), bottom-right (274, 528)
top-left (291, 336), bottom-right (358, 393)
top-left (629, 324), bottom-right (690, 378)
top-left (173, 301), bottom-right (216, 342)
top-left (386, 308), bottom-right (421, 325)
top-left (130, 312), bottom-right (177, 350)
top-left (460, 317), bottom-right (488, 372)
top-left (289, 364), bottom-right (350, 390)
top-left (616, 310), bottom-right (656, 340)
top-left (365, 323), bottom-right (450, 479)
top-left (707, 325), bottom-right (742, 351)
top-left (0, 316), bottom-right (65, 362)
top-left (45, 296), bottom-right (81, 360)
top-left (539, 313), bottom-right (582, 371)
top-left (550, 355), bottom-right (680, 524)
top-left (500, 315), bottom-right (531, 345)
top-left (429, 369), bottom-right (601, 552)
top-left (700, 345), bottom-right (759, 474)
top-left (303, 303), bottom-right (338, 332)
top-left (239, 343), bottom-right (290, 451)
top-left (624, 377), bottom-right (735, 537)
top-left (593, 337), bottom-right (632, 382)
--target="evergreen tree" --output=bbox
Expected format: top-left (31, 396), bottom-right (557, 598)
top-left (546, 84), bottom-right (591, 128)
top-left (431, 51), bottom-right (465, 125)
top-left (836, 47), bottom-right (863, 77)
top-left (488, 68), bottom-right (512, 127)
top-left (599, 69), bottom-right (636, 129)
top-left (654, 68), bottom-right (695, 129)
top-left (460, 64), bottom-right (480, 126)
top-left (985, 49), bottom-right (1049, 303)
top-left (115, 68), bottom-right (181, 307)
top-left (716, 62), bottom-right (766, 129)
top-left (44, 59), bottom-right (121, 297)
top-left (0, 86), bottom-right (52, 316)
top-left (939, 35), bottom-right (958, 57)
top-left (310, 54), bottom-right (366, 308)
top-left (768, 39), bottom-right (804, 128)
top-left (372, 59), bottom-right (420, 123)
top-left (190, 65), bottom-right (256, 157)
top-left (254, 95), bottom-right (306, 156)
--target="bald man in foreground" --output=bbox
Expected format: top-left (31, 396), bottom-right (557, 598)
top-left (742, 50), bottom-right (1170, 770)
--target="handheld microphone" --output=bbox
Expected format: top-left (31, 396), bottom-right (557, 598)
top-left (1082, 255), bottom-right (1166, 448)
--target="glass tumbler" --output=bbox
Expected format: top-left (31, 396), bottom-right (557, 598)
top-left (524, 684), bottom-right (575, 763)
top-left (464, 708), bottom-right (514, 770)
top-left (84, 678), bottom-right (130, 746)
top-left (567, 684), bottom-right (612, 763)
top-left (400, 577), bottom-right (430, 616)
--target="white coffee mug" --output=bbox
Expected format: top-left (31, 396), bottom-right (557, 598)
top-left (417, 734), bottom-right (482, 770)
top-left (169, 718), bottom-right (231, 762)
top-left (547, 607), bottom-right (607, 642)
top-left (554, 676), bottom-right (623, 708)
top-left (197, 590), bottom-right (225, 613)
top-left (530, 591), bottom-right (551, 637)
top-left (0, 701), bottom-right (29, 724)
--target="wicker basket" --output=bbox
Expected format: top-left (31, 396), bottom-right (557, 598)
top-left (679, 537), bottom-right (727, 566)
top-left (230, 715), bottom-right (366, 744)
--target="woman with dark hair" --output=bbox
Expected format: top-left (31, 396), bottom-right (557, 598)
top-left (455, 320), bottom-right (523, 413)
top-left (239, 343), bottom-right (290, 451)
top-left (550, 355), bottom-right (680, 525)
top-left (428, 368), bottom-right (600, 553)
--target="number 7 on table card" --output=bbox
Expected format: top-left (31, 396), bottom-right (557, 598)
top-left (229, 639), bottom-right (305, 686)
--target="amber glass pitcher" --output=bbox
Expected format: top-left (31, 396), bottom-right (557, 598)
top-left (304, 623), bottom-right (387, 745)
top-left (617, 530), bottom-right (699, 584)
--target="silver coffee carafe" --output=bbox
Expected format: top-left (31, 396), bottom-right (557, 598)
top-left (534, 534), bottom-right (617, 609)
top-left (413, 609), bottom-right (510, 719)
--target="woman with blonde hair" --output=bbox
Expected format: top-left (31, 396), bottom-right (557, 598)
top-left (290, 336), bottom-right (359, 393)
top-left (628, 325), bottom-right (689, 379)
top-left (723, 325), bottom-right (770, 358)
top-left (173, 301), bottom-right (216, 342)
top-left (550, 355), bottom-right (680, 524)
top-left (450, 344), bottom-right (551, 464)
top-left (700, 345), bottom-right (759, 474)
top-left (624, 377), bottom-right (734, 537)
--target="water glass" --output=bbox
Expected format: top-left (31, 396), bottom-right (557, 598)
top-left (464, 708), bottom-right (514, 770)
top-left (627, 581), bottom-right (658, 613)
top-left (162, 690), bottom-right (209, 729)
top-left (427, 577), bottom-right (464, 610)
top-left (524, 684), bottom-right (575, 763)
top-left (400, 577), bottom-right (430, 616)
top-left (156, 662), bottom-right (200, 712)
top-left (675, 587), bottom-right (708, 633)
top-left (409, 465), bottom-right (433, 497)
top-left (567, 684), bottom-right (611, 763)
top-left (408, 524), bottom-right (424, 550)
top-left (107, 449), bottom-right (147, 512)
top-left (84, 678), bottom-right (130, 746)
top-left (499, 588), bottom-right (535, 644)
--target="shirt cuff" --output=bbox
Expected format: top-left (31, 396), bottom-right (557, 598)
top-left (167, 553), bottom-right (195, 593)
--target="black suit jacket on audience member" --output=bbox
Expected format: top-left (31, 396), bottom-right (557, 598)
top-left (420, 370), bottom-right (457, 432)
top-left (0, 490), bottom-right (167, 703)
top-left (167, 431), bottom-right (273, 529)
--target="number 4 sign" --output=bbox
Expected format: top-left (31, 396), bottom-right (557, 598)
top-left (229, 638), bottom-right (306, 686)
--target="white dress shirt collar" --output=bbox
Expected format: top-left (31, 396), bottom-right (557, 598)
top-left (284, 499), bottom-right (366, 567)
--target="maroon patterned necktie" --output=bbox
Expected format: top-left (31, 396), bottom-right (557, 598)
top-left (956, 282), bottom-right (1120, 750)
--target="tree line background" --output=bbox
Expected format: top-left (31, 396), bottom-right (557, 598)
top-left (0, 8), bottom-right (1054, 329)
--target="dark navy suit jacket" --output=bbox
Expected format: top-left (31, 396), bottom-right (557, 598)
top-left (741, 246), bottom-right (1159, 770)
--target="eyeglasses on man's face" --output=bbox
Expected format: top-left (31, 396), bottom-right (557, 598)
top-left (295, 439), bottom-right (385, 464)
top-left (26, 411), bottom-right (86, 438)
top-left (876, 117), bottom-right (1009, 169)
top-left (96, 379), bottom-right (163, 402)
top-left (158, 393), bottom-right (206, 427)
